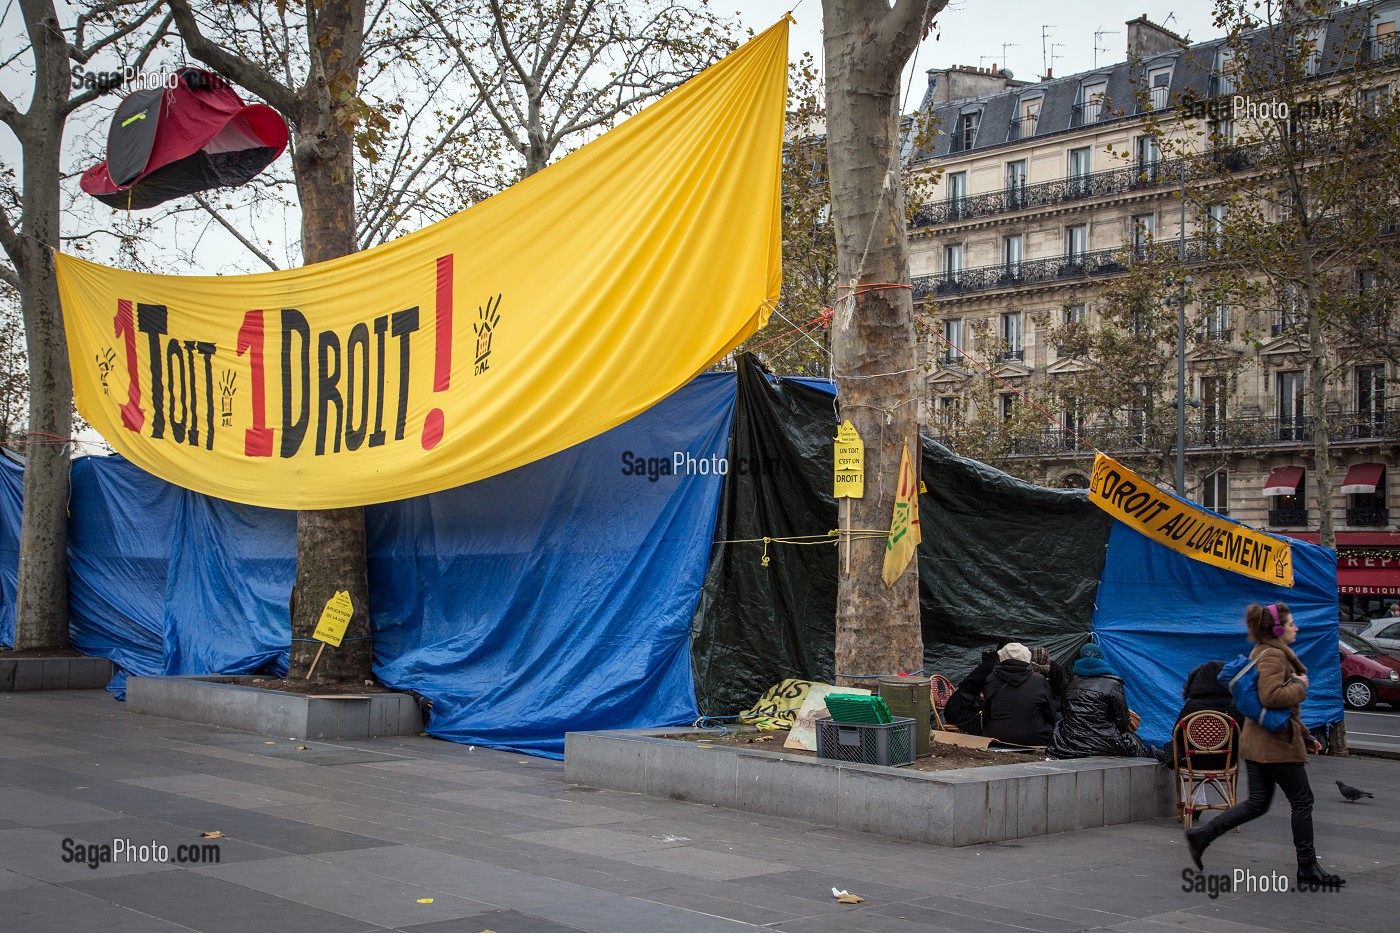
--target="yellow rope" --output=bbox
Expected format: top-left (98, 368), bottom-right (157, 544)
top-left (714, 529), bottom-right (892, 566)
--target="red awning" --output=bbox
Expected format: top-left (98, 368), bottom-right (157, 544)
top-left (1338, 564), bottom-right (1400, 596)
top-left (1340, 462), bottom-right (1386, 495)
top-left (1263, 466), bottom-right (1305, 497)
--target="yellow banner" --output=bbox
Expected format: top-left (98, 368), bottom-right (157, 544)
top-left (882, 442), bottom-right (922, 586)
top-left (56, 23), bottom-right (786, 509)
top-left (1089, 454), bottom-right (1293, 587)
top-left (833, 419), bottom-right (864, 499)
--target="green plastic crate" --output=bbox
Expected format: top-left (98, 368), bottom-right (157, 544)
top-left (823, 693), bottom-right (894, 724)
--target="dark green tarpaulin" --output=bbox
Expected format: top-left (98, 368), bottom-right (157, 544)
top-left (691, 356), bottom-right (1113, 715)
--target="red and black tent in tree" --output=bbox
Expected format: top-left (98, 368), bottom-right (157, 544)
top-left (81, 67), bottom-right (288, 211)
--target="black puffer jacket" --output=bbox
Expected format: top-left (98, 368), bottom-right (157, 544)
top-left (943, 653), bottom-right (999, 733)
top-left (1172, 660), bottom-right (1242, 770)
top-left (1049, 673), bottom-right (1148, 758)
top-left (982, 660), bottom-right (1056, 746)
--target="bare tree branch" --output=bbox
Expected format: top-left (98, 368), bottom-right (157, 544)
top-left (0, 200), bottom-right (19, 262)
top-left (0, 261), bottom-right (16, 290)
top-left (167, 0), bottom-right (299, 115)
top-left (72, 0), bottom-right (164, 63)
top-left (191, 192), bottom-right (280, 270)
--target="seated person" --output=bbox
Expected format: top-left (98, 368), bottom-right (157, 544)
top-left (1172, 659), bottom-right (1242, 771)
top-left (1048, 643), bottom-right (1150, 758)
top-left (1030, 646), bottom-right (1070, 714)
top-left (982, 643), bottom-right (1057, 746)
top-left (943, 637), bottom-right (1012, 734)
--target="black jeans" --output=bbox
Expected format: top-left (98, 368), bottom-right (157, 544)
top-left (1196, 760), bottom-right (1315, 864)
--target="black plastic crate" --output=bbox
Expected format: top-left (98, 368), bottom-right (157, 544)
top-left (815, 716), bottom-right (916, 767)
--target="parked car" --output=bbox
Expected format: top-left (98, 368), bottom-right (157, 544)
top-left (1359, 616), bottom-right (1400, 655)
top-left (1340, 629), bottom-right (1400, 710)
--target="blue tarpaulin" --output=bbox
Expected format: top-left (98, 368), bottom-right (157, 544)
top-left (1092, 516), bottom-right (1342, 748)
top-left (369, 373), bottom-right (735, 757)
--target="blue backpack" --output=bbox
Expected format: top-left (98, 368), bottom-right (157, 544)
top-left (1218, 653), bottom-right (1292, 732)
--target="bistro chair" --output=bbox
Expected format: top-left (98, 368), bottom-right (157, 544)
top-left (929, 673), bottom-right (956, 731)
top-left (1172, 710), bottom-right (1240, 829)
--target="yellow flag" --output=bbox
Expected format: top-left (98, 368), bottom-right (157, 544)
top-left (55, 22), bottom-right (787, 509)
top-left (882, 442), bottom-right (922, 586)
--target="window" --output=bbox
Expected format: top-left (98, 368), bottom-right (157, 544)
top-left (1202, 470), bottom-right (1229, 515)
top-left (1061, 304), bottom-right (1088, 356)
top-left (936, 395), bottom-right (962, 427)
top-left (943, 243), bottom-right (964, 277)
top-left (1067, 147), bottom-right (1091, 197)
top-left (1375, 18), bottom-right (1399, 60)
top-left (941, 317), bottom-right (963, 363)
top-left (1207, 204), bottom-right (1227, 246)
top-left (1278, 370), bottom-right (1306, 441)
top-left (1061, 398), bottom-right (1083, 449)
top-left (1132, 214), bottom-right (1156, 257)
top-left (1201, 376), bottom-right (1227, 444)
top-left (1012, 97), bottom-right (1041, 139)
top-left (1075, 81), bottom-right (1107, 125)
top-left (1000, 311), bottom-right (1023, 361)
top-left (1003, 235), bottom-right (1023, 278)
top-left (1065, 303), bottom-right (1087, 325)
top-left (1213, 48), bottom-right (1237, 96)
top-left (1203, 296), bottom-right (1229, 339)
top-left (1270, 471), bottom-right (1306, 520)
top-left (1135, 136), bottom-right (1161, 184)
top-left (1145, 64), bottom-right (1173, 111)
top-left (1274, 286), bottom-right (1302, 336)
top-left (1005, 160), bottom-right (1027, 209)
top-left (1000, 393), bottom-right (1017, 420)
top-left (946, 171), bottom-right (968, 217)
top-left (1358, 269), bottom-right (1389, 329)
top-left (1210, 117), bottom-right (1235, 147)
top-left (1298, 26), bottom-right (1325, 76)
top-left (1361, 85), bottom-right (1389, 116)
top-left (954, 111), bottom-right (980, 152)
top-left (1356, 364), bottom-right (1386, 435)
top-left (1065, 224), bottom-right (1088, 262)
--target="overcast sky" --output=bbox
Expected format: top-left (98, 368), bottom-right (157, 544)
top-left (738, 0), bottom-right (1224, 102)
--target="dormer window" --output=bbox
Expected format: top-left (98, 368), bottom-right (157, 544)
top-left (1213, 47), bottom-right (1238, 96)
top-left (1145, 63), bottom-right (1173, 111)
top-left (953, 110), bottom-right (981, 152)
top-left (1373, 13), bottom-right (1399, 61)
top-left (1011, 96), bottom-right (1042, 140)
top-left (1298, 24), bottom-right (1325, 76)
top-left (1074, 80), bottom-right (1108, 126)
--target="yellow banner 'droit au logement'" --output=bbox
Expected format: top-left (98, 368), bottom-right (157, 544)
top-left (1089, 453), bottom-right (1293, 587)
top-left (56, 22), bottom-right (788, 509)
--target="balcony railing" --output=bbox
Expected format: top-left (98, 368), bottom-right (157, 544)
top-left (922, 409), bottom-right (1400, 459)
top-left (914, 237), bottom-right (1211, 299)
top-left (914, 146), bottom-right (1263, 228)
top-left (1346, 507), bottom-right (1390, 526)
top-left (1070, 101), bottom-right (1108, 127)
top-left (1136, 85), bottom-right (1171, 113)
top-left (1368, 34), bottom-right (1400, 62)
top-left (1008, 117), bottom-right (1038, 141)
top-left (1268, 509), bottom-right (1309, 526)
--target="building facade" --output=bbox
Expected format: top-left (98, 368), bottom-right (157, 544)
top-left (906, 9), bottom-right (1400, 622)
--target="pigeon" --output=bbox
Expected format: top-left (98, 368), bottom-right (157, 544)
top-left (1336, 780), bottom-right (1374, 802)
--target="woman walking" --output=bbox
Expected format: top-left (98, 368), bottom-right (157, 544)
top-left (1185, 602), bottom-right (1345, 887)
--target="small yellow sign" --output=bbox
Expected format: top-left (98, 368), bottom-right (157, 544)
top-left (312, 591), bottom-right (354, 647)
top-left (834, 419), bottom-right (864, 499)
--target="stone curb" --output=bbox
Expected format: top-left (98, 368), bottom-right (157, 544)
top-left (565, 727), bottom-right (1175, 847)
top-left (0, 656), bottom-right (114, 691)
top-left (127, 674), bottom-right (423, 739)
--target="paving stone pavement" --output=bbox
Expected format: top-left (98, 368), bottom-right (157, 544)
top-left (2, 689), bottom-right (1397, 933)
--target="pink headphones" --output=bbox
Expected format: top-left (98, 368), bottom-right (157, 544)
top-left (1267, 603), bottom-right (1285, 636)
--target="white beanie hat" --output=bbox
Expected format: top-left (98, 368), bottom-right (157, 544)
top-left (998, 642), bottom-right (1031, 664)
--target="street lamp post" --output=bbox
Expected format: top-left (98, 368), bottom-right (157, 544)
top-left (1176, 161), bottom-right (1188, 496)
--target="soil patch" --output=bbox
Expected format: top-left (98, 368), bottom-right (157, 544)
top-left (672, 728), bottom-right (1043, 772)
top-left (237, 677), bottom-right (400, 696)
top-left (0, 647), bottom-right (89, 658)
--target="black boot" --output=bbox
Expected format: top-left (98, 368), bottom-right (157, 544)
top-left (1185, 827), bottom-right (1210, 870)
top-left (1297, 860), bottom-right (1346, 888)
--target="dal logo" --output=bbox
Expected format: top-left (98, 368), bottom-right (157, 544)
top-left (620, 451), bottom-right (728, 482)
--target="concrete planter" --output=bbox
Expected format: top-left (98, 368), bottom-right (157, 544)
top-left (126, 675), bottom-right (423, 739)
top-left (565, 728), bottom-right (1175, 847)
top-left (0, 655), bottom-right (114, 691)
